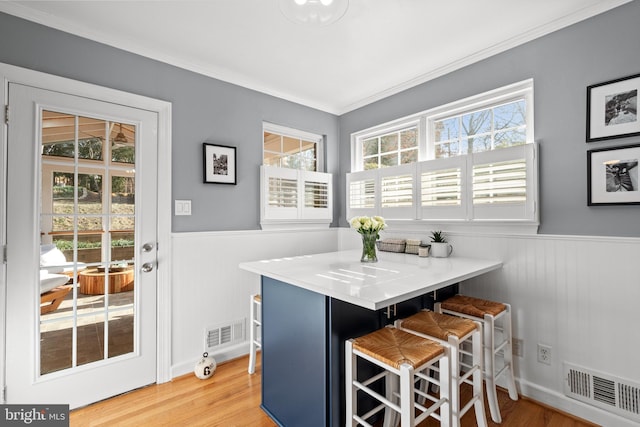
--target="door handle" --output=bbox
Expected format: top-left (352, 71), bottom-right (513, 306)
top-left (141, 262), bottom-right (154, 273)
top-left (141, 243), bottom-right (155, 253)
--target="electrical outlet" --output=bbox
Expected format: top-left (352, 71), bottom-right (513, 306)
top-left (537, 343), bottom-right (552, 365)
top-left (512, 338), bottom-right (523, 357)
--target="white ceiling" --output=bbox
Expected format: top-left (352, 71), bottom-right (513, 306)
top-left (0, 0), bottom-right (630, 114)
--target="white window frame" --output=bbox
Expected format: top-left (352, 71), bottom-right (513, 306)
top-left (261, 123), bottom-right (332, 229)
top-left (263, 122), bottom-right (324, 172)
top-left (348, 80), bottom-right (538, 234)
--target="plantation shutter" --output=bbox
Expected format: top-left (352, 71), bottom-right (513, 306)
top-left (261, 165), bottom-right (332, 228)
top-left (418, 155), bottom-right (467, 220)
top-left (470, 143), bottom-right (536, 220)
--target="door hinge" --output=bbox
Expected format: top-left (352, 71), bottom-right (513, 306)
top-left (4, 104), bottom-right (8, 125)
top-left (2, 245), bottom-right (6, 264)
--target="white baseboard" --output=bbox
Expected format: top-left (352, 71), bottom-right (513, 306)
top-left (171, 342), bottom-right (251, 379)
top-left (517, 378), bottom-right (637, 427)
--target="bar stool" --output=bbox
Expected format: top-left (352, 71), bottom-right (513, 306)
top-left (247, 293), bottom-right (261, 374)
top-left (396, 310), bottom-right (487, 427)
top-left (345, 326), bottom-right (451, 427)
top-left (435, 295), bottom-right (518, 423)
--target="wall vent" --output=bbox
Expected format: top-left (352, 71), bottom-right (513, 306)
top-left (564, 362), bottom-right (640, 423)
top-left (205, 319), bottom-right (245, 350)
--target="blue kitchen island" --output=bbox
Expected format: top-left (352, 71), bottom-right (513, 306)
top-left (239, 249), bottom-right (502, 427)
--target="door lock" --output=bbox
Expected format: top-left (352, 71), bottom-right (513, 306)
top-left (141, 243), bottom-right (155, 253)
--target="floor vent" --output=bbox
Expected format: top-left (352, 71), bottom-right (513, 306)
top-left (205, 319), bottom-right (245, 350)
top-left (564, 362), bottom-right (640, 423)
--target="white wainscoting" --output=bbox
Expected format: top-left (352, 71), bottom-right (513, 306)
top-left (375, 229), bottom-right (640, 427)
top-left (170, 228), bottom-right (339, 377)
top-left (171, 228), bottom-right (639, 426)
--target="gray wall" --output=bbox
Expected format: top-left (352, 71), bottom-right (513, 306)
top-left (2, 2), bottom-right (639, 237)
top-left (338, 1), bottom-right (640, 237)
top-left (0, 12), bottom-right (340, 232)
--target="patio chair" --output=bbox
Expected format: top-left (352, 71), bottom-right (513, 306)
top-left (40, 270), bottom-right (72, 314)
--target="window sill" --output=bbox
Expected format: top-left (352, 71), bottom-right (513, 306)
top-left (260, 219), bottom-right (332, 231)
top-left (382, 219), bottom-right (539, 236)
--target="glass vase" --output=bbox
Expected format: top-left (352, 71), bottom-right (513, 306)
top-left (360, 232), bottom-right (378, 263)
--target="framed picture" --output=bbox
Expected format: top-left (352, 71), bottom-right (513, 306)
top-left (587, 144), bottom-right (640, 205)
top-left (586, 73), bottom-right (640, 142)
top-left (203, 143), bottom-right (236, 184)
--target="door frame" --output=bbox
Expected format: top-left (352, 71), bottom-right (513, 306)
top-left (0, 62), bottom-right (173, 401)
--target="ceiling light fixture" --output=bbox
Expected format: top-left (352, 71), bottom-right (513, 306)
top-left (279, 0), bottom-right (349, 26)
top-left (112, 123), bottom-right (129, 146)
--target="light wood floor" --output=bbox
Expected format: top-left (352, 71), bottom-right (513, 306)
top-left (70, 354), bottom-right (598, 427)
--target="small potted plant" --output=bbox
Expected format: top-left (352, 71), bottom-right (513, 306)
top-left (430, 230), bottom-right (453, 258)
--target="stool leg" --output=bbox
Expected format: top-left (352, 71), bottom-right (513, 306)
top-left (502, 304), bottom-right (519, 401)
top-left (248, 295), bottom-right (259, 374)
top-left (471, 326), bottom-right (488, 427)
top-left (448, 335), bottom-right (461, 427)
top-left (399, 364), bottom-right (415, 427)
top-left (483, 313), bottom-right (501, 423)
top-left (440, 354), bottom-right (451, 427)
top-left (382, 373), bottom-right (398, 427)
top-left (345, 340), bottom-right (358, 427)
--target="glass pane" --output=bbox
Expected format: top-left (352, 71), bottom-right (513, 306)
top-left (434, 117), bottom-right (459, 142)
top-left (264, 152), bottom-right (282, 167)
top-left (380, 134), bottom-right (398, 153)
top-left (42, 110), bottom-right (75, 159)
top-left (110, 122), bottom-right (135, 164)
top-left (400, 128), bottom-right (418, 149)
top-left (494, 100), bottom-right (526, 130)
top-left (108, 307), bottom-right (134, 358)
top-left (78, 174), bottom-right (103, 215)
top-left (77, 312), bottom-right (106, 367)
top-left (53, 173), bottom-right (75, 214)
top-left (435, 141), bottom-right (459, 158)
top-left (111, 176), bottom-right (135, 215)
top-left (400, 148), bottom-right (418, 164)
top-left (461, 109), bottom-right (491, 137)
top-left (263, 132), bottom-right (282, 154)
top-left (111, 232), bottom-right (135, 263)
top-left (363, 157), bottom-right (379, 170)
top-left (301, 139), bottom-right (316, 157)
top-left (462, 135), bottom-right (491, 154)
top-left (78, 116), bottom-right (105, 161)
top-left (282, 136), bottom-right (299, 154)
top-left (495, 129), bottom-right (526, 149)
top-left (362, 137), bottom-right (379, 156)
top-left (40, 319), bottom-right (73, 375)
top-left (380, 153), bottom-right (398, 167)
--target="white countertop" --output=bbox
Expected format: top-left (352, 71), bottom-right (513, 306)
top-left (239, 250), bottom-right (502, 310)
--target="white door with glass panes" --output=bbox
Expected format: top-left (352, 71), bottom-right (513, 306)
top-left (5, 83), bottom-right (158, 408)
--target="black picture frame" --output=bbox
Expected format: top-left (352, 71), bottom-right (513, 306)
top-left (587, 143), bottom-right (640, 205)
top-left (586, 73), bottom-right (640, 142)
top-left (203, 143), bottom-right (236, 185)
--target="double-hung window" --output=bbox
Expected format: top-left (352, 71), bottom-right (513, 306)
top-left (261, 123), bottom-right (332, 229)
top-left (348, 79), bottom-right (538, 232)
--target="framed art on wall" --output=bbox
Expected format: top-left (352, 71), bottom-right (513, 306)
top-left (587, 73), bottom-right (640, 142)
top-left (203, 142), bottom-right (237, 184)
top-left (587, 144), bottom-right (640, 205)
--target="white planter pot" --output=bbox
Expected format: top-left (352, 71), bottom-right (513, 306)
top-left (430, 242), bottom-right (453, 258)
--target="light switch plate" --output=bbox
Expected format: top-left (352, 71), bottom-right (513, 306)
top-left (175, 200), bottom-right (192, 216)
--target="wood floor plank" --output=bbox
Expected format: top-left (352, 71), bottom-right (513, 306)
top-left (70, 353), bottom-right (598, 426)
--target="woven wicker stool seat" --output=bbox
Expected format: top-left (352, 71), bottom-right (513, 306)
top-left (439, 294), bottom-right (506, 318)
top-left (397, 311), bottom-right (487, 427)
top-left (346, 326), bottom-right (451, 427)
top-left (436, 295), bottom-right (518, 423)
top-left (248, 294), bottom-right (261, 374)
